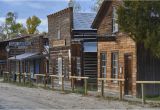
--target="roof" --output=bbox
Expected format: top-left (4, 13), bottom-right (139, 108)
top-left (91, 1), bottom-right (112, 28)
top-left (8, 52), bottom-right (39, 60)
top-left (73, 13), bottom-right (96, 30)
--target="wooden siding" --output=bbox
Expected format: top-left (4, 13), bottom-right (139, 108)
top-left (137, 44), bottom-right (160, 96)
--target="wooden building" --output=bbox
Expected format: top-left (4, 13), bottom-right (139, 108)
top-left (48, 7), bottom-right (97, 86)
top-left (7, 34), bottom-right (49, 79)
top-left (0, 36), bottom-right (30, 75)
top-left (91, 0), bottom-right (160, 96)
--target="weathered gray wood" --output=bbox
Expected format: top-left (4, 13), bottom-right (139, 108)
top-left (101, 80), bottom-right (104, 97)
top-left (84, 79), bottom-right (88, 95)
top-left (141, 83), bottom-right (145, 104)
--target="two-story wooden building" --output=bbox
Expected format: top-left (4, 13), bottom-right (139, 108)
top-left (48, 6), bottom-right (97, 87)
top-left (92, 0), bottom-right (160, 96)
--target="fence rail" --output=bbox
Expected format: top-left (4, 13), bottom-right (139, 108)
top-left (136, 81), bottom-right (160, 104)
top-left (98, 78), bottom-right (125, 100)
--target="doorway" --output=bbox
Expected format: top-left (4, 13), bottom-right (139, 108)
top-left (124, 53), bottom-right (132, 95)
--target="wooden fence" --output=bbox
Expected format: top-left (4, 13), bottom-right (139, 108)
top-left (69, 76), bottom-right (89, 95)
top-left (136, 81), bottom-right (160, 104)
top-left (50, 75), bottom-right (64, 91)
top-left (98, 78), bottom-right (125, 100)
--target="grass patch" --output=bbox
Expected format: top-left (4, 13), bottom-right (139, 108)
top-left (145, 95), bottom-right (160, 101)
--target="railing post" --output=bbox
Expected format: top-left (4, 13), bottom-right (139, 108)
top-left (44, 75), bottom-right (46, 88)
top-left (36, 75), bottom-right (38, 86)
top-left (62, 77), bottom-right (64, 92)
top-left (101, 80), bottom-right (104, 97)
top-left (29, 74), bottom-right (31, 87)
top-left (52, 77), bottom-right (54, 90)
top-left (23, 73), bottom-right (25, 85)
top-left (72, 78), bottom-right (74, 92)
top-left (141, 83), bottom-right (145, 104)
top-left (84, 78), bottom-right (88, 95)
top-left (119, 81), bottom-right (123, 100)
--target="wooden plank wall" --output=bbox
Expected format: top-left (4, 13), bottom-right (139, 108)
top-left (137, 44), bottom-right (160, 96)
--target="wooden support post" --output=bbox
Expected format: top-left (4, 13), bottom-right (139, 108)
top-left (72, 78), bottom-right (74, 92)
top-left (101, 80), bottom-right (104, 97)
top-left (18, 73), bottom-right (21, 83)
top-left (84, 79), bottom-right (88, 95)
top-left (3, 72), bottom-right (5, 81)
top-left (119, 81), bottom-right (123, 100)
top-left (36, 75), bottom-right (38, 86)
top-left (7, 73), bottom-right (9, 82)
top-left (62, 77), bottom-right (64, 92)
top-left (44, 76), bottom-right (46, 88)
top-left (141, 83), bottom-right (145, 104)
top-left (52, 77), bottom-right (54, 90)
top-left (29, 74), bottom-right (31, 87)
top-left (23, 74), bottom-right (25, 85)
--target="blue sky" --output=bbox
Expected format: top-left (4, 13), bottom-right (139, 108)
top-left (0, 0), bottom-right (96, 32)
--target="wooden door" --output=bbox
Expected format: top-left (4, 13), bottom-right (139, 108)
top-left (124, 54), bottom-right (132, 95)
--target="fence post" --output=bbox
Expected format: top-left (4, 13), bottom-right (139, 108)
top-left (62, 77), bottom-right (64, 92)
top-left (29, 74), bottom-right (31, 87)
top-left (84, 78), bottom-right (88, 95)
top-left (141, 83), bottom-right (145, 104)
top-left (44, 75), bottom-right (46, 88)
top-left (23, 73), bottom-right (25, 85)
top-left (101, 80), bottom-right (104, 97)
top-left (36, 75), bottom-right (38, 86)
top-left (119, 81), bottom-right (123, 100)
top-left (72, 78), bottom-right (74, 92)
top-left (52, 77), bottom-right (54, 90)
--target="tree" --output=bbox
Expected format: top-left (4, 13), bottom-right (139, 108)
top-left (117, 1), bottom-right (160, 57)
top-left (2, 12), bottom-right (26, 39)
top-left (26, 16), bottom-right (41, 34)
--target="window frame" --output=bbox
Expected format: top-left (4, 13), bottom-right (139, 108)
top-left (111, 51), bottom-right (119, 80)
top-left (100, 52), bottom-right (107, 78)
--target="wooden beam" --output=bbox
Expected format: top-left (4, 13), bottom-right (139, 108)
top-left (84, 79), bottom-right (88, 95)
top-left (101, 80), bottom-right (104, 97)
top-left (141, 83), bottom-right (145, 104)
top-left (98, 78), bottom-right (125, 81)
top-left (119, 81), bottom-right (123, 100)
top-left (136, 81), bottom-right (160, 84)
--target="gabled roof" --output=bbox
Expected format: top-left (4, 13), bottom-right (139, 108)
top-left (73, 13), bottom-right (96, 30)
top-left (91, 1), bottom-right (112, 29)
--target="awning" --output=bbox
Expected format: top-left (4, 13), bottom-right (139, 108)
top-left (8, 52), bottom-right (40, 61)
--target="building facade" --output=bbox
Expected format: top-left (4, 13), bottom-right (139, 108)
top-left (92, 1), bottom-right (137, 96)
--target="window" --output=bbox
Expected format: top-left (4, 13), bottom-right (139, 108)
top-left (57, 29), bottom-right (61, 39)
top-left (112, 7), bottom-right (118, 33)
top-left (101, 53), bottom-right (107, 78)
top-left (76, 57), bottom-right (81, 76)
top-left (111, 52), bottom-right (119, 79)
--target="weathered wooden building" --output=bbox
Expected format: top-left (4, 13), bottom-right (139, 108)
top-left (48, 7), bottom-right (97, 86)
top-left (92, 0), bottom-right (160, 96)
top-left (7, 34), bottom-right (49, 79)
top-left (0, 36), bottom-right (30, 74)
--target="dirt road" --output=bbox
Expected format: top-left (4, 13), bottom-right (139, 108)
top-left (0, 82), bottom-right (157, 109)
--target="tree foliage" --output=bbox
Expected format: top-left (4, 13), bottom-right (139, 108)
top-left (117, 1), bottom-right (160, 57)
top-left (1, 12), bottom-right (26, 40)
top-left (26, 16), bottom-right (41, 34)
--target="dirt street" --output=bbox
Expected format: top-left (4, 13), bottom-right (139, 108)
top-left (0, 82), bottom-right (157, 109)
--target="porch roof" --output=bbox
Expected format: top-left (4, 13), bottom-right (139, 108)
top-left (8, 52), bottom-right (39, 61)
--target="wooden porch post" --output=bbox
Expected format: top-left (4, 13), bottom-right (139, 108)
top-left (84, 78), bottom-right (88, 95)
top-left (119, 81), bottom-right (123, 100)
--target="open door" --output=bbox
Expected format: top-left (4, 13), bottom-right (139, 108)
top-left (124, 54), bottom-right (132, 95)
top-left (58, 57), bottom-right (62, 84)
